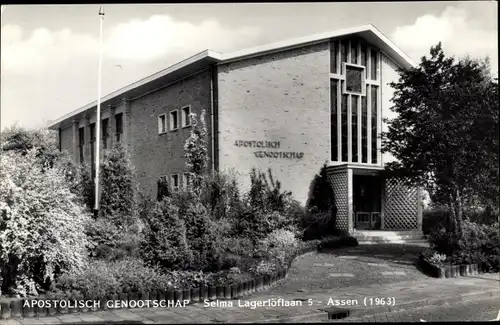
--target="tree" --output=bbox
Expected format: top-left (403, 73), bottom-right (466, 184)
top-left (98, 142), bottom-right (138, 226)
top-left (183, 109), bottom-right (209, 200)
top-left (0, 149), bottom-right (91, 296)
top-left (382, 43), bottom-right (499, 236)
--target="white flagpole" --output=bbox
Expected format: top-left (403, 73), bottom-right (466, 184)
top-left (94, 5), bottom-right (105, 212)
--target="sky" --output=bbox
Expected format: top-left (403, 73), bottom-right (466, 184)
top-left (1, 2), bottom-right (498, 131)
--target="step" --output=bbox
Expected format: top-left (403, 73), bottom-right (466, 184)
top-left (358, 239), bottom-right (430, 247)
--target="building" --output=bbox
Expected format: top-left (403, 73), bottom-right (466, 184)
top-left (48, 24), bottom-right (424, 242)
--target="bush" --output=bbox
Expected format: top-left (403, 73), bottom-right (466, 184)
top-left (51, 259), bottom-right (175, 298)
top-left (98, 143), bottom-right (138, 226)
top-left (0, 149), bottom-right (91, 297)
top-left (218, 237), bottom-right (255, 270)
top-left (257, 229), bottom-right (299, 267)
top-left (182, 202), bottom-right (223, 271)
top-left (429, 220), bottom-right (499, 271)
top-left (141, 198), bottom-right (193, 270)
top-left (247, 168), bottom-right (293, 214)
top-left (201, 170), bottom-right (245, 220)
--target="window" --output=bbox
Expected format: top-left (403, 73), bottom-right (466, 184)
top-left (181, 106), bottom-right (191, 128)
top-left (361, 44), bottom-right (367, 78)
top-left (352, 96), bottom-right (358, 163)
top-left (351, 41), bottom-right (358, 64)
top-left (341, 40), bottom-right (347, 65)
top-left (330, 40), bottom-right (338, 74)
top-left (90, 123), bottom-right (96, 178)
top-left (361, 91), bottom-right (368, 163)
top-left (102, 118), bottom-right (109, 149)
top-left (344, 64), bottom-right (365, 95)
top-left (170, 173), bottom-right (180, 192)
top-left (158, 114), bottom-right (167, 134)
top-left (78, 127), bottom-right (85, 163)
top-left (169, 110), bottom-right (179, 131)
top-left (370, 49), bottom-right (378, 80)
top-left (371, 85), bottom-right (378, 164)
top-left (115, 113), bottom-right (123, 142)
top-left (341, 90), bottom-right (348, 162)
top-left (183, 172), bottom-right (192, 191)
top-left (330, 79), bottom-right (338, 161)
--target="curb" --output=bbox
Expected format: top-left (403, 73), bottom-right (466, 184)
top-left (418, 255), bottom-right (496, 278)
top-left (261, 288), bottom-right (500, 323)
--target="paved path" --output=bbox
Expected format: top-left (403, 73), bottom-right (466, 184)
top-left (2, 244), bottom-right (498, 324)
top-left (267, 244), bottom-right (428, 295)
top-left (2, 273), bottom-right (498, 324)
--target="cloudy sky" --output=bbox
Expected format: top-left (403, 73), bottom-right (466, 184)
top-left (1, 2), bottom-right (498, 130)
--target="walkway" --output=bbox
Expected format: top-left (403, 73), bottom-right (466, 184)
top-left (2, 245), bottom-right (498, 324)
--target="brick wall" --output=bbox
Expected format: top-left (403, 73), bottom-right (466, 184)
top-left (217, 42), bottom-right (331, 205)
top-left (60, 124), bottom-right (74, 157)
top-left (128, 69), bottom-right (213, 198)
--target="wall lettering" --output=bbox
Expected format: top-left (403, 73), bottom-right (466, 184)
top-left (234, 139), bottom-right (304, 160)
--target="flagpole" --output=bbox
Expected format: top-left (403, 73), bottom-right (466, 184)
top-left (94, 5), bottom-right (105, 212)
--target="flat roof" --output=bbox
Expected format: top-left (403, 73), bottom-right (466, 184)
top-left (48, 24), bottom-right (416, 130)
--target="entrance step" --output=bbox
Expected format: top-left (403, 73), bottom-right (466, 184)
top-left (353, 230), bottom-right (428, 246)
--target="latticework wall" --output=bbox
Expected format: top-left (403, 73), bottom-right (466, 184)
top-left (383, 178), bottom-right (419, 230)
top-left (328, 171), bottom-right (349, 231)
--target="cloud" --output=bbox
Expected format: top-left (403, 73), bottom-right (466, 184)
top-left (1, 15), bottom-right (260, 74)
top-left (391, 6), bottom-right (498, 72)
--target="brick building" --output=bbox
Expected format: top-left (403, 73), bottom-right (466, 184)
top-left (49, 24), bottom-right (424, 242)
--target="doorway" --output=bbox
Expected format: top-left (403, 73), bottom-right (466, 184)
top-left (353, 174), bottom-right (382, 230)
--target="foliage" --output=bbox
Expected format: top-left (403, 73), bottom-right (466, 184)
top-left (184, 109), bottom-right (209, 199)
top-left (306, 163), bottom-right (334, 213)
top-left (0, 149), bottom-right (91, 297)
top-left (51, 258), bottom-right (175, 298)
top-left (201, 169), bottom-right (245, 220)
top-left (0, 125), bottom-right (60, 168)
top-left (156, 176), bottom-right (171, 201)
top-left (182, 202), bottom-right (223, 272)
top-left (85, 218), bottom-right (143, 261)
top-left (247, 168), bottom-right (293, 213)
top-left (98, 142), bottom-right (138, 226)
top-left (428, 252), bottom-right (447, 264)
top-left (428, 220), bottom-right (499, 271)
top-left (140, 198), bottom-right (193, 270)
top-left (382, 43), bottom-right (499, 236)
top-left (206, 268), bottom-right (254, 286)
top-left (257, 229), bottom-right (299, 267)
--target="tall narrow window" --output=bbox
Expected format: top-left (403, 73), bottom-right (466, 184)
top-left (351, 41), bottom-right (358, 64)
top-left (341, 88), bottom-right (348, 162)
top-left (330, 79), bottom-right (338, 161)
top-left (115, 113), bottom-right (123, 142)
top-left (171, 174), bottom-right (180, 192)
top-left (371, 49), bottom-right (378, 80)
top-left (181, 106), bottom-right (191, 128)
top-left (351, 96), bottom-right (358, 162)
top-left (341, 40), bottom-right (347, 65)
top-left (158, 114), bottom-right (167, 134)
top-left (183, 172), bottom-right (192, 192)
top-left (90, 123), bottom-right (96, 178)
top-left (78, 127), bottom-right (85, 163)
top-left (330, 41), bottom-right (338, 74)
top-left (361, 43), bottom-right (367, 78)
top-left (170, 110), bottom-right (179, 131)
top-left (371, 86), bottom-right (378, 164)
top-left (102, 118), bottom-right (109, 149)
top-left (361, 91), bottom-right (368, 163)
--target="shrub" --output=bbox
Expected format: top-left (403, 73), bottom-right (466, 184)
top-left (184, 109), bottom-right (209, 199)
top-left (182, 202), bottom-right (223, 271)
top-left (306, 163), bottom-right (334, 213)
top-left (156, 176), bottom-right (170, 201)
top-left (0, 149), bottom-right (91, 297)
top-left (141, 198), bottom-right (193, 270)
top-left (258, 229), bottom-right (299, 267)
top-left (51, 259), bottom-right (175, 298)
top-left (201, 170), bottom-right (245, 220)
top-left (98, 143), bottom-right (138, 226)
top-left (218, 237), bottom-right (255, 270)
top-left (302, 211), bottom-right (336, 240)
top-left (247, 168), bottom-right (293, 214)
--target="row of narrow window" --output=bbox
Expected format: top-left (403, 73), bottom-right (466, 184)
top-left (160, 173), bottom-right (191, 193)
top-left (158, 105), bottom-right (191, 134)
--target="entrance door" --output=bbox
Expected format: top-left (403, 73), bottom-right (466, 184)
top-left (353, 175), bottom-right (382, 230)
